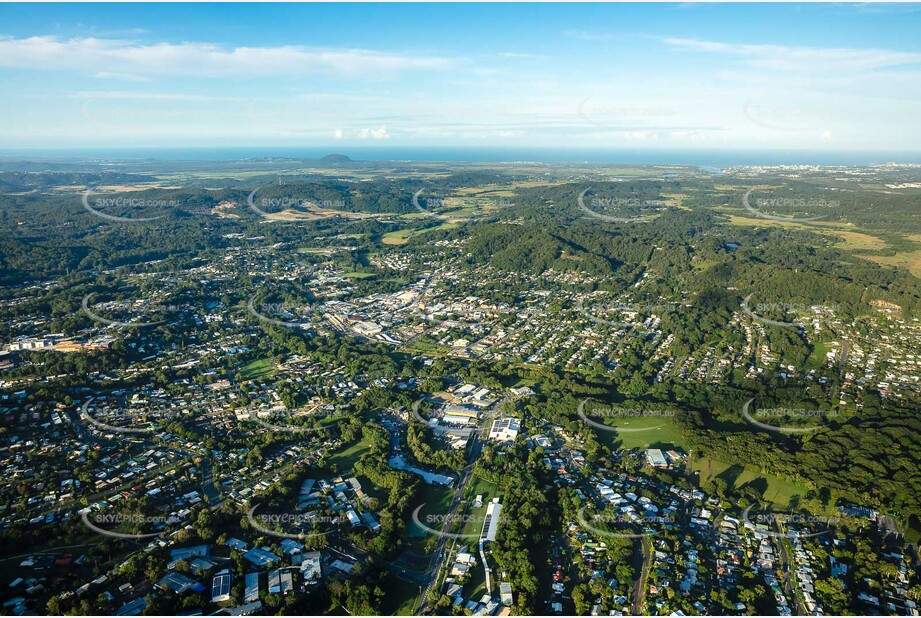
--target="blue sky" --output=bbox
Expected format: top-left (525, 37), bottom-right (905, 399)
top-left (0, 2), bottom-right (919, 150)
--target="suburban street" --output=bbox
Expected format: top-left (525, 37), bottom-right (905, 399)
top-left (415, 395), bottom-right (503, 614)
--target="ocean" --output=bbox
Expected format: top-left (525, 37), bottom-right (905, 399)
top-left (1, 146), bottom-right (919, 167)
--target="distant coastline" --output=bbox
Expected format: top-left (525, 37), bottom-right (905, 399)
top-left (1, 146), bottom-right (919, 167)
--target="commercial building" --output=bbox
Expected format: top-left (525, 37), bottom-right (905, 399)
top-left (500, 582), bottom-right (514, 606)
top-left (244, 572), bottom-right (261, 603)
top-left (488, 417), bottom-right (521, 442)
top-left (211, 569), bottom-right (231, 603)
top-left (645, 448), bottom-right (669, 468)
top-left (481, 497), bottom-right (502, 542)
top-left (268, 568), bottom-right (294, 594)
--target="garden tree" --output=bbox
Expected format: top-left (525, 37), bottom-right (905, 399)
top-left (736, 576), bottom-right (763, 608)
top-left (879, 561), bottom-right (902, 579)
top-left (620, 372), bottom-right (649, 397)
top-left (435, 594), bottom-right (452, 611)
top-left (194, 510), bottom-right (217, 541)
top-left (486, 445), bottom-right (556, 615)
top-left (178, 594), bottom-right (207, 611)
top-left (141, 593), bottom-right (164, 616)
top-left (144, 554), bottom-right (165, 584)
top-left (713, 588), bottom-right (735, 611)
top-left (349, 422), bottom-right (420, 556)
top-left (328, 569), bottom-right (388, 615)
top-left (75, 599), bottom-right (93, 615)
top-left (245, 445), bottom-right (264, 467)
top-left (581, 427), bottom-right (605, 463)
top-left (605, 536), bottom-right (635, 588)
top-left (264, 592), bottom-right (282, 609)
top-left (814, 576), bottom-right (849, 614)
top-left (571, 583), bottom-right (591, 615)
top-left (230, 549), bottom-right (246, 574)
top-left (406, 422), bottom-right (465, 470)
top-left (46, 596), bottom-right (62, 615)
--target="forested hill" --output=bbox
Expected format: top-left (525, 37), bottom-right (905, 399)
top-left (464, 223), bottom-right (622, 277)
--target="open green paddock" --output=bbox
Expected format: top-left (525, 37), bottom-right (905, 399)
top-left (689, 456), bottom-right (812, 510)
top-left (238, 357), bottom-right (275, 380)
top-left (594, 414), bottom-right (689, 451)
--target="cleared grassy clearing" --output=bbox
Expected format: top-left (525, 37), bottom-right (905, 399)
top-left (382, 229), bottom-right (413, 245)
top-left (324, 436), bottom-right (373, 473)
top-left (826, 230), bottom-right (889, 251)
top-left (859, 250), bottom-right (921, 278)
top-left (807, 341), bottom-right (835, 368)
top-left (595, 415), bottom-right (688, 451)
top-left (239, 357), bottom-right (275, 379)
top-left (690, 457), bottom-right (811, 510)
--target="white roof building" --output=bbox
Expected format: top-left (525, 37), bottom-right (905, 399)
top-left (301, 551), bottom-right (322, 585)
top-left (481, 497), bottom-right (502, 542)
top-left (488, 417), bottom-right (520, 442)
top-left (500, 582), bottom-right (514, 606)
top-left (645, 448), bottom-right (669, 468)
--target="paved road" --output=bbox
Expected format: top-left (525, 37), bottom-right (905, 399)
top-left (631, 536), bottom-right (652, 614)
top-left (774, 521), bottom-right (805, 616)
top-left (199, 457), bottom-right (220, 504)
top-left (415, 396), bottom-right (503, 614)
top-left (328, 541), bottom-right (428, 584)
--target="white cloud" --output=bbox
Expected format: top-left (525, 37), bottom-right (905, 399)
top-left (663, 37), bottom-right (921, 73)
top-left (334, 129), bottom-right (343, 139)
top-left (623, 130), bottom-right (657, 141)
top-left (93, 71), bottom-right (152, 82)
top-left (358, 126), bottom-right (389, 139)
top-left (844, 3), bottom-right (921, 14)
top-left (0, 35), bottom-right (453, 78)
top-left (73, 91), bottom-right (213, 101)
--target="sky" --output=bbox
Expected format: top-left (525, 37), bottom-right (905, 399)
top-left (0, 2), bottom-right (919, 152)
